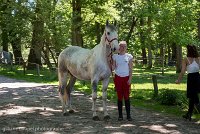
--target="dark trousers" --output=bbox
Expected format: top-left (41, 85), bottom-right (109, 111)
top-left (188, 94), bottom-right (199, 114)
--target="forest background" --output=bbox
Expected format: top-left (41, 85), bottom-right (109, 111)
top-left (0, 0), bottom-right (200, 72)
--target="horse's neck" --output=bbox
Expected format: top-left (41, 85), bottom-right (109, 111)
top-left (92, 34), bottom-right (112, 71)
top-left (93, 43), bottom-right (107, 61)
top-left (92, 31), bottom-right (105, 56)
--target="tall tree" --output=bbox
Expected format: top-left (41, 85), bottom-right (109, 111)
top-left (27, 0), bottom-right (44, 69)
top-left (126, 16), bottom-right (137, 45)
top-left (198, 12), bottom-right (200, 41)
top-left (176, 45), bottom-right (182, 73)
top-left (0, 1), bottom-right (9, 51)
top-left (71, 0), bottom-right (83, 47)
top-left (9, 0), bottom-right (27, 64)
top-left (147, 17), bottom-right (152, 69)
top-left (140, 18), bottom-right (147, 65)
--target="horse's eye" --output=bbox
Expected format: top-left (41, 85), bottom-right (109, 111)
top-left (107, 32), bottom-right (110, 35)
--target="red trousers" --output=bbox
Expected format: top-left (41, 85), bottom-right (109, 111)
top-left (114, 74), bottom-right (130, 101)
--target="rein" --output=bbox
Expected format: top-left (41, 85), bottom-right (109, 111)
top-left (107, 47), bottom-right (115, 90)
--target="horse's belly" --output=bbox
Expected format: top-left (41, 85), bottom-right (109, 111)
top-left (99, 70), bottom-right (111, 80)
top-left (75, 74), bottom-right (91, 81)
top-left (68, 68), bottom-right (91, 81)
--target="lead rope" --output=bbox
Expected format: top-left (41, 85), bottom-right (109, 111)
top-left (107, 49), bottom-right (115, 91)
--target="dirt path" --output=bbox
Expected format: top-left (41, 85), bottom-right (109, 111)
top-left (0, 75), bottom-right (199, 134)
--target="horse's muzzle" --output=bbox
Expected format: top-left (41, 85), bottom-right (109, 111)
top-left (112, 48), bottom-right (116, 52)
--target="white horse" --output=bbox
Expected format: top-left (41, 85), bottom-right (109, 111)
top-left (58, 21), bottom-right (119, 120)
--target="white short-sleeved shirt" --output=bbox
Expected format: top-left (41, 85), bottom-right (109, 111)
top-left (113, 53), bottom-right (133, 77)
top-left (186, 58), bottom-right (200, 73)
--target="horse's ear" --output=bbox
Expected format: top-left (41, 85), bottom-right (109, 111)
top-left (106, 20), bottom-right (109, 26)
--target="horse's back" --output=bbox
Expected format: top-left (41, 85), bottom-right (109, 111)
top-left (58, 46), bottom-right (93, 80)
top-left (59, 46), bottom-right (90, 59)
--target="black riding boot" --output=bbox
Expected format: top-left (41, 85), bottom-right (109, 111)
top-left (183, 98), bottom-right (194, 121)
top-left (118, 100), bottom-right (123, 121)
top-left (182, 112), bottom-right (192, 121)
top-left (125, 99), bottom-right (132, 121)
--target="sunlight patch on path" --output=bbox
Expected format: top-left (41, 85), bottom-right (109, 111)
top-left (140, 124), bottom-right (181, 134)
top-left (0, 106), bottom-right (61, 116)
top-left (0, 82), bottom-right (47, 89)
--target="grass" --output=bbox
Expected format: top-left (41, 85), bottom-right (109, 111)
top-left (0, 64), bottom-right (200, 120)
top-left (0, 64), bottom-right (58, 84)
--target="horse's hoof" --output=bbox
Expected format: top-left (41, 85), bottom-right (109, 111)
top-left (104, 115), bottom-right (111, 121)
top-left (92, 116), bottom-right (100, 121)
top-left (69, 109), bottom-right (75, 113)
top-left (63, 112), bottom-right (68, 116)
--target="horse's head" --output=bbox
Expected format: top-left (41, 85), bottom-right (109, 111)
top-left (104, 20), bottom-right (119, 52)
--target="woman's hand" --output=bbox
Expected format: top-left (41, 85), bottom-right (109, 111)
top-left (127, 79), bottom-right (131, 85)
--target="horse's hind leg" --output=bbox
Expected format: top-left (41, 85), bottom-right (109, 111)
top-left (58, 70), bottom-right (69, 116)
top-left (66, 75), bottom-right (76, 113)
top-left (102, 78), bottom-right (110, 120)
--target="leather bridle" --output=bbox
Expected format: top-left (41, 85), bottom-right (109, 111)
top-left (104, 31), bottom-right (118, 76)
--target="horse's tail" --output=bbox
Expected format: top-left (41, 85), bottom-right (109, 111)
top-left (58, 70), bottom-right (66, 95)
top-left (58, 55), bottom-right (69, 114)
top-left (57, 53), bottom-right (69, 95)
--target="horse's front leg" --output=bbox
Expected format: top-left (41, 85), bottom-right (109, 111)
top-left (102, 78), bottom-right (110, 120)
top-left (91, 80), bottom-right (99, 121)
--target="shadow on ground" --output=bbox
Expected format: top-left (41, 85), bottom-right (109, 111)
top-left (0, 76), bottom-right (200, 134)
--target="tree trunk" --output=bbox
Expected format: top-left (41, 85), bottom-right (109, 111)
top-left (176, 45), bottom-right (182, 73)
top-left (198, 11), bottom-right (200, 41)
top-left (1, 28), bottom-right (9, 52)
top-left (160, 47), bottom-right (163, 61)
top-left (167, 45), bottom-right (171, 63)
top-left (27, 1), bottom-right (44, 69)
top-left (42, 46), bottom-right (53, 70)
top-left (171, 43), bottom-right (176, 61)
top-left (48, 46), bottom-right (58, 67)
top-left (50, 0), bottom-right (59, 66)
top-left (147, 17), bottom-right (152, 69)
top-left (71, 0), bottom-right (83, 47)
top-left (140, 18), bottom-right (147, 65)
top-left (141, 48), bottom-right (147, 65)
top-left (95, 22), bottom-right (101, 45)
top-left (0, 2), bottom-right (9, 51)
top-left (11, 36), bottom-right (24, 65)
top-left (9, 0), bottom-right (24, 65)
top-left (147, 46), bottom-right (153, 68)
top-left (126, 16), bottom-right (137, 44)
top-left (160, 46), bottom-right (165, 75)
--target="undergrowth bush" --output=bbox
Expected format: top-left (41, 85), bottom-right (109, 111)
top-left (157, 89), bottom-right (180, 106)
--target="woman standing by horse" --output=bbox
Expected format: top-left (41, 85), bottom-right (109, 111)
top-left (113, 41), bottom-right (133, 121)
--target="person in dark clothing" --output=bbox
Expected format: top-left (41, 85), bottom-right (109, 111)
top-left (176, 45), bottom-right (200, 121)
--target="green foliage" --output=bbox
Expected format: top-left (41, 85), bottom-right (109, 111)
top-left (156, 89), bottom-right (179, 105)
top-left (0, 64), bottom-right (58, 84)
top-left (132, 89), bottom-right (154, 100)
top-left (1, 0), bottom-right (199, 64)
